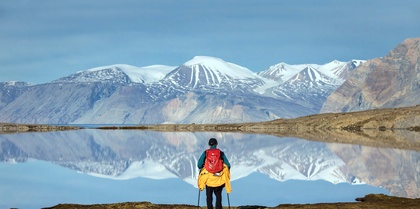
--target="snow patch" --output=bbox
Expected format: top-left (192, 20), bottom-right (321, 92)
top-left (183, 56), bottom-right (261, 80)
top-left (82, 64), bottom-right (176, 83)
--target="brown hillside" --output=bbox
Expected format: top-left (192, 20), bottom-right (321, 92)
top-left (321, 37), bottom-right (420, 113)
top-left (101, 105), bottom-right (420, 151)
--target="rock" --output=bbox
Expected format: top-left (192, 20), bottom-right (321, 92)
top-left (321, 38), bottom-right (420, 113)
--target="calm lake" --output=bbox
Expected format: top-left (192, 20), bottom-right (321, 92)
top-left (0, 129), bottom-right (418, 209)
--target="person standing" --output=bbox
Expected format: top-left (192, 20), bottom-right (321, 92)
top-left (197, 138), bottom-right (231, 209)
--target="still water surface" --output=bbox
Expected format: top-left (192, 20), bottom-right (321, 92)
top-left (0, 129), bottom-right (418, 209)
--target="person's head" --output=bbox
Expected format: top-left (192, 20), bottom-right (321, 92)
top-left (208, 138), bottom-right (218, 147)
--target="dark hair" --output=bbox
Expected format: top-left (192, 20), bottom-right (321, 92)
top-left (208, 138), bottom-right (218, 146)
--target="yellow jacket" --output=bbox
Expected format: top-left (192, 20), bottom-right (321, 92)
top-left (197, 164), bottom-right (231, 193)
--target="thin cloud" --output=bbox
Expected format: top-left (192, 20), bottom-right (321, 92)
top-left (1, 0), bottom-right (419, 83)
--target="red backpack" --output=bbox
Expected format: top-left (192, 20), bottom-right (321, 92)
top-left (205, 148), bottom-right (223, 173)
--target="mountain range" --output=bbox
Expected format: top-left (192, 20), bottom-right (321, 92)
top-left (0, 57), bottom-right (358, 124)
top-left (0, 38), bottom-right (418, 124)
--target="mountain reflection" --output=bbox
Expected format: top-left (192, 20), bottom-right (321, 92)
top-left (0, 129), bottom-right (418, 205)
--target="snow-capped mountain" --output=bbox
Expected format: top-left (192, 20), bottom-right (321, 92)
top-left (269, 66), bottom-right (343, 111)
top-left (316, 60), bottom-right (365, 82)
top-left (162, 56), bottom-right (267, 92)
top-left (256, 60), bottom-right (365, 112)
top-left (257, 62), bottom-right (318, 83)
top-left (258, 60), bottom-right (363, 84)
top-left (0, 56), bottom-right (361, 124)
top-left (54, 64), bottom-right (176, 84)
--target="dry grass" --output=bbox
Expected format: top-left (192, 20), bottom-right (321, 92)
top-left (42, 194), bottom-right (420, 209)
top-left (102, 105), bottom-right (420, 151)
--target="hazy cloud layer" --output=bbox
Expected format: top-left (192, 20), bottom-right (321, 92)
top-left (1, 0), bottom-right (419, 83)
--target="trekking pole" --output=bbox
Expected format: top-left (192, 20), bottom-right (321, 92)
top-left (197, 168), bottom-right (203, 208)
top-left (197, 189), bottom-right (201, 208)
top-left (227, 193), bottom-right (231, 209)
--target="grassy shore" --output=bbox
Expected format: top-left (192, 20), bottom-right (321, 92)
top-left (43, 194), bottom-right (420, 209)
top-left (99, 105), bottom-right (420, 151)
top-left (0, 122), bottom-right (80, 133)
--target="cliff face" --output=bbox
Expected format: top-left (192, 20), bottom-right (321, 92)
top-left (321, 38), bottom-right (420, 113)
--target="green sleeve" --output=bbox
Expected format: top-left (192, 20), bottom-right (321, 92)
top-left (221, 151), bottom-right (231, 169)
top-left (197, 151), bottom-right (206, 169)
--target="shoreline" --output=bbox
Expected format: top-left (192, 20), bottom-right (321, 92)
top-left (0, 122), bottom-right (80, 133)
top-left (1, 106), bottom-right (420, 151)
top-left (99, 105), bottom-right (420, 151)
top-left (42, 194), bottom-right (420, 209)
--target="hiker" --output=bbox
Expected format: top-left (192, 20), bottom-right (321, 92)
top-left (197, 138), bottom-right (231, 209)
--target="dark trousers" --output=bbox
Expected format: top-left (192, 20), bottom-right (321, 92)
top-left (206, 184), bottom-right (225, 209)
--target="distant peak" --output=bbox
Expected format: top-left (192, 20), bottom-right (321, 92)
top-left (402, 37), bottom-right (420, 45)
top-left (184, 56), bottom-right (225, 66)
top-left (304, 65), bottom-right (317, 70)
top-left (59, 64), bottom-right (176, 84)
top-left (2, 81), bottom-right (33, 86)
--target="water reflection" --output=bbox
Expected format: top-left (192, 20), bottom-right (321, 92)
top-left (0, 129), bottom-right (418, 209)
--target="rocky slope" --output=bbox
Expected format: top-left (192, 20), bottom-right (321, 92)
top-left (321, 38), bottom-right (420, 113)
top-left (0, 81), bottom-right (31, 109)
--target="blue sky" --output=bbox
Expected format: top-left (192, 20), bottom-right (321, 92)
top-left (1, 0), bottom-right (419, 84)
